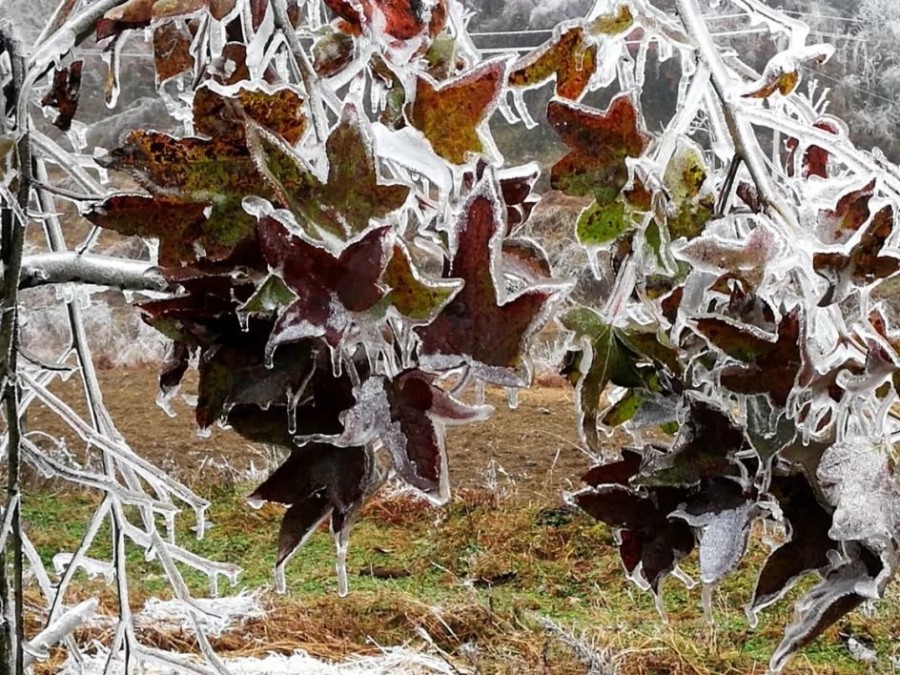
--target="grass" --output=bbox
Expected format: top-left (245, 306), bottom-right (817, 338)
top-left (21, 481), bottom-right (900, 674)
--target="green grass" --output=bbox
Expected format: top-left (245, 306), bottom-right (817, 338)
top-left (21, 483), bottom-right (900, 674)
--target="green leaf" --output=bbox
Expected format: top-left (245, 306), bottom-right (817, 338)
top-left (575, 200), bottom-right (631, 245)
top-left (561, 307), bottom-right (644, 451)
top-left (383, 243), bottom-right (462, 323)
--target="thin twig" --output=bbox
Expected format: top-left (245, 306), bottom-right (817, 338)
top-left (0, 21), bottom-right (29, 675)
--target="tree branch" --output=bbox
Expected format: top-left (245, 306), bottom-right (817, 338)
top-left (674, 0), bottom-right (800, 235)
top-left (18, 253), bottom-right (168, 292)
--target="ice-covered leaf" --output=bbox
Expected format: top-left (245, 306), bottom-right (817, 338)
top-left (249, 442), bottom-right (372, 567)
top-left (498, 164), bottom-right (541, 234)
top-left (637, 395), bottom-right (747, 488)
top-left (382, 242), bottom-right (462, 323)
top-left (90, 86), bottom-right (305, 265)
top-left (814, 205), bottom-right (900, 306)
top-left (573, 484), bottom-right (694, 592)
top-left (741, 44), bottom-right (833, 99)
top-left (575, 200), bottom-right (633, 246)
top-left (97, 0), bottom-right (234, 41)
top-left (663, 138), bottom-right (714, 240)
top-left (193, 84), bottom-right (307, 146)
top-left (325, 0), bottom-right (447, 41)
top-left (560, 307), bottom-right (643, 451)
top-left (502, 239), bottom-right (553, 282)
top-left (786, 119), bottom-right (839, 179)
top-left (696, 309), bottom-right (803, 407)
top-left (313, 30), bottom-right (356, 78)
top-left (409, 60), bottom-right (504, 164)
top-left (745, 395), bottom-right (796, 465)
top-left (770, 545), bottom-right (883, 672)
top-left (237, 275), bottom-right (297, 322)
top-left (249, 104), bottom-right (409, 240)
top-left (750, 474), bottom-right (836, 616)
top-left (258, 216), bottom-right (392, 350)
top-left (322, 371), bottom-right (491, 499)
top-left (817, 438), bottom-right (900, 545)
top-left (508, 26), bottom-right (598, 100)
top-left (153, 21), bottom-right (195, 82)
top-left (581, 448), bottom-right (642, 487)
top-left (548, 94), bottom-right (649, 205)
top-left (415, 180), bottom-right (558, 385)
top-left (673, 225), bottom-right (777, 282)
top-left (85, 195), bottom-right (218, 267)
top-left (41, 61), bottom-right (83, 132)
top-left (671, 479), bottom-right (754, 586)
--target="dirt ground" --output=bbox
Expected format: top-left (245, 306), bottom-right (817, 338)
top-left (25, 366), bottom-right (619, 503)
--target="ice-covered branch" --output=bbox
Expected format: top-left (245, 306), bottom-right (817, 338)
top-left (674, 0), bottom-right (799, 234)
top-left (18, 252), bottom-right (168, 292)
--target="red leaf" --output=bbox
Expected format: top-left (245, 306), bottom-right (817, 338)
top-left (548, 94), bottom-right (649, 204)
top-left (326, 0), bottom-right (447, 41)
top-left (250, 443), bottom-right (372, 566)
top-left (258, 216), bottom-right (391, 351)
top-left (415, 180), bottom-right (558, 385)
top-left (41, 61), bottom-right (83, 132)
top-left (509, 26), bottom-right (598, 100)
top-left (409, 60), bottom-right (504, 164)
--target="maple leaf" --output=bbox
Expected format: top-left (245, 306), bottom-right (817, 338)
top-left (249, 103), bottom-right (410, 241)
top-left (408, 60), bottom-right (504, 164)
top-left (561, 307), bottom-right (645, 452)
top-left (89, 84), bottom-right (306, 266)
top-left (581, 448), bottom-right (643, 487)
top-left (636, 395), bottom-right (748, 488)
top-left (313, 371), bottom-right (491, 500)
top-left (382, 242), bottom-right (462, 323)
top-left (258, 215), bottom-right (392, 353)
top-left (548, 94), bottom-right (649, 205)
top-left (814, 205), bottom-right (900, 306)
top-left (415, 180), bottom-right (560, 386)
top-left (670, 479), bottom-right (756, 586)
top-left (770, 543), bottom-right (884, 673)
top-left (152, 20), bottom-right (195, 83)
top-left (248, 442), bottom-right (374, 584)
top-left (325, 0), bottom-right (447, 41)
top-left (509, 25), bottom-right (598, 101)
top-left (573, 483), bottom-right (694, 593)
top-left (695, 308), bottom-right (803, 407)
top-left (749, 474), bottom-right (837, 618)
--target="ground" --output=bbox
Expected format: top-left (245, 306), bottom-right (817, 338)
top-left (21, 368), bottom-right (900, 674)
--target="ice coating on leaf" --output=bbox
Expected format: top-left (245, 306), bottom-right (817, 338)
top-left (695, 308), bottom-right (803, 407)
top-left (508, 24), bottom-right (598, 101)
top-left (560, 307), bottom-right (644, 452)
top-left (249, 443), bottom-right (372, 592)
top-left (813, 204), bottom-right (900, 306)
top-left (41, 61), bottom-right (83, 132)
top-left (249, 105), bottom-right (410, 241)
top-left (258, 216), bottom-right (392, 353)
top-left (672, 224), bottom-right (778, 283)
top-left (88, 86), bottom-right (307, 265)
top-left (548, 94), bottom-right (649, 206)
top-left (316, 371), bottom-right (491, 501)
top-left (636, 395), bottom-right (747, 488)
top-left (769, 545), bottom-right (884, 673)
top-left (152, 21), bottom-right (194, 82)
top-left (409, 59), bottom-right (505, 164)
top-left (749, 474), bottom-right (836, 620)
top-left (817, 438), bottom-right (900, 545)
top-left (572, 483), bottom-right (694, 594)
top-left (382, 242), bottom-right (462, 323)
top-left (371, 122), bottom-right (453, 199)
top-left (416, 178), bottom-right (562, 386)
top-left (741, 44), bottom-right (833, 99)
top-left (670, 481), bottom-right (753, 586)
top-left (325, 0), bottom-right (447, 45)
top-left (661, 137), bottom-right (715, 240)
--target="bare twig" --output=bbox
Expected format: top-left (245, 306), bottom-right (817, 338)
top-left (18, 252), bottom-right (167, 292)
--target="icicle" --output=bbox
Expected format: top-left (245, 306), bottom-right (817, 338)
top-left (275, 563), bottom-right (287, 594)
top-left (334, 532), bottom-right (349, 598)
top-left (475, 379), bottom-right (486, 406)
top-left (701, 583), bottom-right (714, 623)
top-left (672, 565), bottom-right (696, 589)
top-left (506, 387), bottom-right (519, 410)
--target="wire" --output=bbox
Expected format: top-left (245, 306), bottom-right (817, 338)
top-left (800, 65), bottom-right (897, 107)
